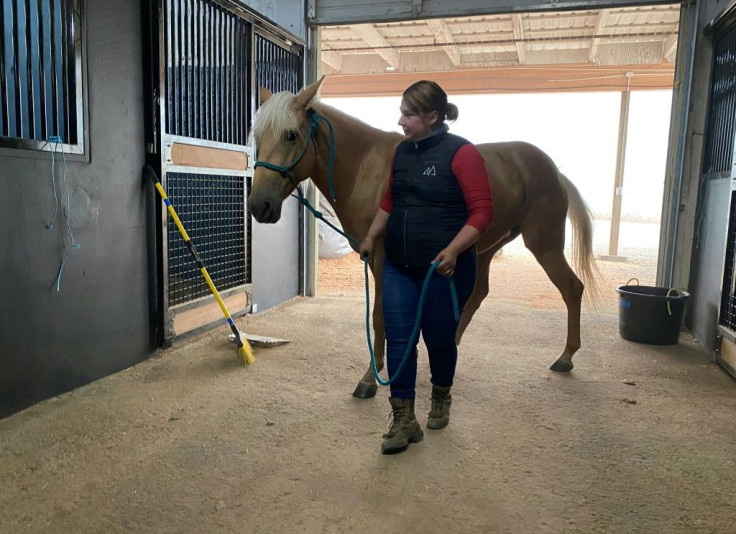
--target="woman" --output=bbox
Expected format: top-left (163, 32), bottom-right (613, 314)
top-left (359, 80), bottom-right (494, 454)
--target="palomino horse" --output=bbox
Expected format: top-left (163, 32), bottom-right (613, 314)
top-left (248, 78), bottom-right (600, 399)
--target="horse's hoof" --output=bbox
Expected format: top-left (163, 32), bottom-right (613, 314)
top-left (352, 382), bottom-right (378, 399)
top-left (550, 359), bottom-right (573, 372)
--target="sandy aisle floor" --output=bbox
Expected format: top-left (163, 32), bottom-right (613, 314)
top-left (2, 233), bottom-right (735, 533)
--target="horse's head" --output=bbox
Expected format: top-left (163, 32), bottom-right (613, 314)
top-left (248, 77), bottom-right (325, 223)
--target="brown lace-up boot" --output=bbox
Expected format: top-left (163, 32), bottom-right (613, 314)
top-left (381, 397), bottom-right (424, 454)
top-left (427, 385), bottom-right (452, 429)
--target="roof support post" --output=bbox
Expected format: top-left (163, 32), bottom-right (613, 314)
top-left (600, 72), bottom-right (632, 262)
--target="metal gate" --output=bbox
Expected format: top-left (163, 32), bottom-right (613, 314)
top-left (709, 17), bottom-right (736, 378)
top-left (152, 0), bottom-right (304, 341)
top-left (255, 32), bottom-right (303, 93)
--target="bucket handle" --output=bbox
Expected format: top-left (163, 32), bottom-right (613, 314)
top-left (625, 278), bottom-right (640, 286)
top-left (665, 288), bottom-right (681, 316)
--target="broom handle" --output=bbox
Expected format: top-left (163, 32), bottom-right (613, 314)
top-left (144, 166), bottom-right (251, 356)
top-left (152, 181), bottom-right (233, 320)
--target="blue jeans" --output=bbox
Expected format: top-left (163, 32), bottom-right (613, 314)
top-left (381, 252), bottom-right (477, 399)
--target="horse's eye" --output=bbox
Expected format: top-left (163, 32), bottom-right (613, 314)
top-left (285, 130), bottom-right (298, 143)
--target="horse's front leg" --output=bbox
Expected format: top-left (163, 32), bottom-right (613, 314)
top-left (353, 248), bottom-right (384, 399)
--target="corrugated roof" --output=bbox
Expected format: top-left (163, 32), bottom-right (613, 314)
top-left (320, 5), bottom-right (681, 75)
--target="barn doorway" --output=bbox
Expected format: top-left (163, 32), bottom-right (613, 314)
top-left (313, 4), bottom-right (681, 310)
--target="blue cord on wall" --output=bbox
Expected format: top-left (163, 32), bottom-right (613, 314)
top-left (46, 135), bottom-right (81, 292)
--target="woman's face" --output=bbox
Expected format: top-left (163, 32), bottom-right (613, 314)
top-left (398, 99), bottom-right (438, 141)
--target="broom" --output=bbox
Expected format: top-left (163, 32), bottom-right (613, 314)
top-left (145, 165), bottom-right (255, 365)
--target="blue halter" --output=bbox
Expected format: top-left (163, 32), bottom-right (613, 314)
top-left (253, 112), bottom-right (338, 202)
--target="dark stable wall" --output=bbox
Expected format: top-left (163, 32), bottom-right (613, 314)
top-left (0, 1), bottom-right (152, 418)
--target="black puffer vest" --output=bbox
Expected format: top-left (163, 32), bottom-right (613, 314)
top-left (385, 130), bottom-right (470, 271)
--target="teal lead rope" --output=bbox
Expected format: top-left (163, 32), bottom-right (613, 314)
top-left (364, 260), bottom-right (459, 386)
top-left (288, 177), bottom-right (460, 387)
top-left (290, 184), bottom-right (359, 247)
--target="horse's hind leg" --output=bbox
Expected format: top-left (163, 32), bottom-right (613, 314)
top-left (455, 249), bottom-right (494, 344)
top-left (524, 226), bottom-right (584, 372)
top-left (456, 229), bottom-right (519, 344)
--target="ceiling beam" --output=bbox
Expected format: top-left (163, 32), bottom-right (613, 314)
top-left (425, 19), bottom-right (462, 67)
top-left (349, 24), bottom-right (401, 69)
top-left (321, 51), bottom-right (342, 71)
top-left (321, 64), bottom-right (675, 97)
top-left (309, 0), bottom-right (680, 25)
top-left (511, 14), bottom-right (526, 64)
top-left (589, 9), bottom-right (612, 63)
top-left (662, 34), bottom-right (678, 61)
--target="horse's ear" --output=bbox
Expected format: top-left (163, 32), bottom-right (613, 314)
top-left (259, 87), bottom-right (273, 104)
top-left (294, 76), bottom-right (326, 110)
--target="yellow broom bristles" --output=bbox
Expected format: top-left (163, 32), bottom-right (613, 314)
top-left (239, 343), bottom-right (255, 365)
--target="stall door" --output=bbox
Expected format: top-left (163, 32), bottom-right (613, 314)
top-left (709, 20), bottom-right (736, 378)
top-left (154, 0), bottom-right (303, 341)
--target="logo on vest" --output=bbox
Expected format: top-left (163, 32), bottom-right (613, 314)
top-left (422, 165), bottom-right (437, 176)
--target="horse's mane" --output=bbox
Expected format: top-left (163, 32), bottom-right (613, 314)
top-left (250, 89), bottom-right (400, 146)
top-left (250, 92), bottom-right (302, 144)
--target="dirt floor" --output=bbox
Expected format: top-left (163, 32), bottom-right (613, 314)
top-left (2, 245), bottom-right (736, 533)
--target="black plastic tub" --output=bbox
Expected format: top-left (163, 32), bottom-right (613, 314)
top-left (616, 284), bottom-right (690, 345)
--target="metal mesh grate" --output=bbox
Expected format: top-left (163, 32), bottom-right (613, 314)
top-left (703, 26), bottom-right (736, 175)
top-left (166, 172), bottom-right (248, 307)
top-left (720, 190), bottom-right (736, 329)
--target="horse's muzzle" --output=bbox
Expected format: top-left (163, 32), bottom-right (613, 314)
top-left (248, 197), bottom-right (281, 223)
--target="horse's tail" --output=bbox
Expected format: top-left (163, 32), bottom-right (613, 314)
top-left (561, 173), bottom-right (603, 309)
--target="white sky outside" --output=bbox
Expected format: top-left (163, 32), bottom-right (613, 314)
top-left (322, 90), bottom-right (673, 223)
